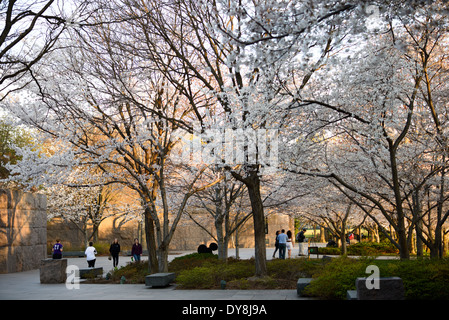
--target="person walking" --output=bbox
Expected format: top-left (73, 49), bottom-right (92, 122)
top-left (131, 238), bottom-right (142, 262)
top-left (272, 230), bottom-right (280, 258)
top-left (109, 238), bottom-right (121, 268)
top-left (52, 239), bottom-right (63, 259)
top-left (85, 242), bottom-right (97, 268)
top-left (277, 229), bottom-right (288, 259)
top-left (286, 230), bottom-right (294, 259)
top-left (297, 228), bottom-right (307, 256)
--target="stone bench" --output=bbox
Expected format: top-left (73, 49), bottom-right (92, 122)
top-left (347, 290), bottom-right (358, 300)
top-left (297, 278), bottom-right (313, 297)
top-left (40, 258), bottom-right (67, 283)
top-left (347, 277), bottom-right (404, 300)
top-left (145, 273), bottom-right (176, 288)
top-left (77, 267), bottom-right (104, 279)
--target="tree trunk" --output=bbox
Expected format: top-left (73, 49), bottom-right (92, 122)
top-left (157, 243), bottom-right (169, 272)
top-left (144, 209), bottom-right (159, 273)
top-left (235, 227), bottom-right (240, 260)
top-left (245, 172), bottom-right (267, 277)
top-left (229, 166), bottom-right (267, 276)
top-left (320, 226), bottom-right (326, 242)
top-left (340, 229), bottom-right (347, 255)
top-left (431, 224), bottom-right (443, 259)
top-left (388, 145), bottom-right (410, 259)
top-left (216, 217), bottom-right (228, 260)
top-left (416, 220), bottom-right (423, 257)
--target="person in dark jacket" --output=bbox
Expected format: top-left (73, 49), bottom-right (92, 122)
top-left (272, 230), bottom-right (280, 258)
top-left (131, 238), bottom-right (142, 262)
top-left (109, 238), bottom-right (121, 268)
top-left (297, 228), bottom-right (307, 256)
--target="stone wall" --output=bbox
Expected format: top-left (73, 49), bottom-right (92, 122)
top-left (0, 189), bottom-right (47, 273)
top-left (47, 211), bottom-right (294, 252)
top-left (169, 212), bottom-right (294, 250)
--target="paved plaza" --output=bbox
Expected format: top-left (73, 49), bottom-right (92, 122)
top-left (0, 247), bottom-right (319, 301)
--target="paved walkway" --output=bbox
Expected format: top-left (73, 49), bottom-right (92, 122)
top-left (0, 247), bottom-right (321, 301)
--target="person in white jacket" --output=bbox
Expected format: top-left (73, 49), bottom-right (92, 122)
top-left (85, 242), bottom-right (97, 268)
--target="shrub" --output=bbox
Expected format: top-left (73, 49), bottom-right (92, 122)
top-left (169, 253), bottom-right (219, 274)
top-left (308, 242), bottom-right (398, 257)
top-left (176, 266), bottom-right (217, 289)
top-left (93, 242), bottom-right (112, 255)
top-left (175, 259), bottom-right (255, 289)
top-left (267, 258), bottom-right (320, 280)
top-left (226, 278), bottom-right (251, 290)
top-left (381, 258), bottom-right (449, 300)
top-left (109, 260), bottom-right (149, 284)
top-left (174, 257), bottom-right (323, 290)
top-left (303, 257), bottom-right (372, 299)
top-left (317, 247), bottom-right (340, 255)
top-left (220, 261), bottom-right (255, 281)
top-left (347, 242), bottom-right (398, 256)
top-left (303, 257), bottom-right (449, 300)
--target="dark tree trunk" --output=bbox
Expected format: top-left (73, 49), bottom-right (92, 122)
top-left (144, 209), bottom-right (159, 273)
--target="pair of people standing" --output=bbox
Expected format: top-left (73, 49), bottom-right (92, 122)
top-left (109, 238), bottom-right (143, 267)
top-left (273, 229), bottom-right (294, 259)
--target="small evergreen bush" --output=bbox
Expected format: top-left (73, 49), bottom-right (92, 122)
top-left (169, 252), bottom-right (219, 274)
top-left (303, 257), bottom-right (370, 299)
top-left (176, 266), bottom-right (216, 289)
top-left (381, 258), bottom-right (449, 300)
top-left (347, 242), bottom-right (398, 256)
top-left (303, 257), bottom-right (449, 300)
top-left (109, 260), bottom-right (149, 284)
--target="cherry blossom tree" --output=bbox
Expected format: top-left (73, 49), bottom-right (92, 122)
top-left (46, 182), bottom-right (123, 246)
top-left (283, 3), bottom-right (449, 259)
top-left (3, 0), bottom-right (448, 269)
top-left (168, 0), bottom-right (361, 276)
top-left (184, 171), bottom-right (248, 260)
top-left (2, 7), bottom-right (222, 272)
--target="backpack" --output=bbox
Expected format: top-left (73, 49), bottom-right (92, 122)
top-left (296, 231), bottom-right (305, 242)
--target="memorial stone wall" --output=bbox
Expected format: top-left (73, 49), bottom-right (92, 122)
top-left (0, 189), bottom-right (47, 273)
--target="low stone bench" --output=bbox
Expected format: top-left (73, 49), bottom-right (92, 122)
top-left (347, 290), bottom-right (358, 300)
top-left (40, 258), bottom-right (67, 283)
top-left (77, 267), bottom-right (103, 279)
top-left (145, 272), bottom-right (176, 288)
top-left (347, 277), bottom-right (405, 300)
top-left (296, 278), bottom-right (313, 296)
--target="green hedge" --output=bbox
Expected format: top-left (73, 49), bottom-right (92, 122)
top-left (174, 255), bottom-right (321, 289)
top-left (302, 257), bottom-right (368, 299)
top-left (317, 241), bottom-right (398, 256)
top-left (347, 242), bottom-right (398, 255)
top-left (381, 258), bottom-right (449, 300)
top-left (303, 257), bottom-right (449, 300)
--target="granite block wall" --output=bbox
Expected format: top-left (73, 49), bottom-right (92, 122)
top-left (0, 189), bottom-right (47, 273)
